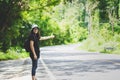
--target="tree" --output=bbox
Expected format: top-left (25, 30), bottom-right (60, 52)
top-left (0, 0), bottom-right (61, 52)
top-left (85, 0), bottom-right (99, 34)
top-left (0, 0), bottom-right (29, 52)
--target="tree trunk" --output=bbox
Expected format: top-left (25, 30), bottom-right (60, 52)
top-left (115, 0), bottom-right (119, 19)
top-left (85, 0), bottom-right (98, 34)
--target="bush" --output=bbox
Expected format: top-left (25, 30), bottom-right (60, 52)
top-left (79, 24), bottom-right (120, 54)
top-left (0, 47), bottom-right (29, 61)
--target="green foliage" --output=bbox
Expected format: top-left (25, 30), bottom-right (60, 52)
top-left (0, 47), bottom-right (29, 61)
top-left (79, 0), bottom-right (120, 54)
top-left (20, 0), bottom-right (61, 47)
top-left (99, 23), bottom-right (113, 41)
top-left (0, 0), bottom-right (61, 52)
top-left (80, 33), bottom-right (105, 52)
top-left (0, 0), bottom-right (120, 57)
top-left (80, 23), bottom-right (120, 54)
top-left (47, 1), bottom-right (88, 44)
top-left (20, 0), bottom-right (88, 47)
top-left (114, 24), bottom-right (120, 34)
top-left (0, 0), bottom-right (29, 52)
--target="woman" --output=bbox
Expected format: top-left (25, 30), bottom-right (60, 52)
top-left (28, 24), bottom-right (54, 80)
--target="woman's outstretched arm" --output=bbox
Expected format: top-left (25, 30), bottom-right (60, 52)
top-left (39, 35), bottom-right (55, 41)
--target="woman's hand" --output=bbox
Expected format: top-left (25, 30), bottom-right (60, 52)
top-left (40, 35), bottom-right (55, 40)
top-left (34, 54), bottom-right (37, 60)
top-left (50, 35), bottom-right (55, 39)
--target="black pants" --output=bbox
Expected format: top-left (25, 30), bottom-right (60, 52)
top-left (31, 58), bottom-right (38, 76)
top-left (30, 53), bottom-right (39, 76)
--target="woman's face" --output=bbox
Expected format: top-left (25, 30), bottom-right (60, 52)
top-left (33, 27), bottom-right (38, 34)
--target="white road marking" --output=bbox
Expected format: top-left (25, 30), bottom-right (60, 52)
top-left (40, 57), bottom-right (56, 80)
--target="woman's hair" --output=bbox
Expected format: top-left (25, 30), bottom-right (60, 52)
top-left (30, 27), bottom-right (41, 39)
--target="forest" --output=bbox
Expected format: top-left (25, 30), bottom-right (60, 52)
top-left (0, 0), bottom-right (120, 60)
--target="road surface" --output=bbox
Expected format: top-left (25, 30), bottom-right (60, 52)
top-left (0, 43), bottom-right (120, 80)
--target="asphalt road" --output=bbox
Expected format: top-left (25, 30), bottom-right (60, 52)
top-left (1, 43), bottom-right (120, 80)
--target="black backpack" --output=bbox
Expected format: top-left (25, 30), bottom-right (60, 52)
top-left (24, 39), bottom-right (30, 52)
